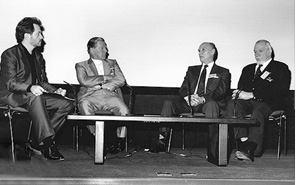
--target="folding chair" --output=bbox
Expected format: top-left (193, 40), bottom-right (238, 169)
top-left (0, 105), bottom-right (32, 163)
top-left (245, 110), bottom-right (287, 159)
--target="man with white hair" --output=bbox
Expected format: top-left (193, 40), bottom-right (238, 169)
top-left (225, 40), bottom-right (291, 162)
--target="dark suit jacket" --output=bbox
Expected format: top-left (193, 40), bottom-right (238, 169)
top-left (179, 64), bottom-right (231, 109)
top-left (0, 44), bottom-right (57, 107)
top-left (75, 58), bottom-right (126, 102)
top-left (238, 60), bottom-right (291, 110)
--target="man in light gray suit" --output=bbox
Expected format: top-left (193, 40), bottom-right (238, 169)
top-left (75, 37), bottom-right (129, 153)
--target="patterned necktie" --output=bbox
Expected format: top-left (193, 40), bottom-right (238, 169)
top-left (254, 64), bottom-right (263, 78)
top-left (196, 64), bottom-right (208, 96)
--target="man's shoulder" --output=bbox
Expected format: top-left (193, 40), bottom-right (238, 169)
top-left (105, 59), bottom-right (117, 65)
top-left (243, 63), bottom-right (256, 70)
top-left (1, 45), bottom-right (19, 55)
top-left (188, 65), bottom-right (201, 70)
top-left (270, 60), bottom-right (289, 68)
top-left (76, 59), bottom-right (90, 66)
top-left (213, 64), bottom-right (230, 72)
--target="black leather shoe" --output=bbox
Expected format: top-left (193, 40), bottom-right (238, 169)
top-left (43, 144), bottom-right (64, 161)
top-left (235, 141), bottom-right (257, 162)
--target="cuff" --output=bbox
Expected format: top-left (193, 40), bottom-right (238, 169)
top-left (27, 84), bottom-right (33, 92)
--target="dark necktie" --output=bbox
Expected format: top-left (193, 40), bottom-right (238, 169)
top-left (254, 64), bottom-right (263, 78)
top-left (196, 64), bottom-right (208, 96)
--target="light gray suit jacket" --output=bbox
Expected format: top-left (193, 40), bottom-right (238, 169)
top-left (75, 58), bottom-right (126, 102)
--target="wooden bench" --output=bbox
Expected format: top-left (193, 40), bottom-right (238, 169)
top-left (67, 115), bottom-right (257, 166)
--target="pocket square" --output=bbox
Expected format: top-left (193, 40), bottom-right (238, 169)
top-left (209, 74), bottom-right (219, 78)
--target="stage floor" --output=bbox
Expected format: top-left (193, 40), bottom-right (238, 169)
top-left (0, 145), bottom-right (295, 185)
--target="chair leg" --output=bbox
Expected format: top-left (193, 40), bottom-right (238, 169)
top-left (125, 127), bottom-right (128, 153)
top-left (27, 121), bottom-right (33, 143)
top-left (167, 128), bottom-right (173, 153)
top-left (283, 116), bottom-right (287, 155)
top-left (7, 108), bottom-right (15, 163)
top-left (277, 121), bottom-right (281, 160)
top-left (182, 123), bottom-right (185, 150)
top-left (72, 126), bottom-right (76, 150)
top-left (79, 125), bottom-right (83, 148)
top-left (75, 125), bottom-right (79, 152)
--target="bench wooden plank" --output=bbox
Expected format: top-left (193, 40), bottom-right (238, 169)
top-left (67, 115), bottom-right (256, 124)
top-left (67, 115), bottom-right (257, 166)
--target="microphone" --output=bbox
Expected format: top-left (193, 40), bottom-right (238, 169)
top-left (232, 89), bottom-right (242, 118)
top-left (63, 81), bottom-right (77, 97)
top-left (63, 80), bottom-right (73, 87)
top-left (63, 81), bottom-right (78, 114)
top-left (187, 76), bottom-right (194, 117)
top-left (63, 81), bottom-right (77, 96)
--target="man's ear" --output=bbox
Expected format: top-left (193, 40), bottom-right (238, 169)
top-left (24, 33), bottom-right (31, 40)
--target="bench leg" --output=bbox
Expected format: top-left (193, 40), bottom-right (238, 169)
top-left (218, 124), bottom-right (228, 166)
top-left (95, 121), bottom-right (105, 164)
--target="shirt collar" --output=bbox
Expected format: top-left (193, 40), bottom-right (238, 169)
top-left (91, 58), bottom-right (103, 64)
top-left (257, 58), bottom-right (271, 70)
top-left (202, 61), bottom-right (214, 70)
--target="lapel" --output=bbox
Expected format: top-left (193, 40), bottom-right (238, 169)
top-left (261, 59), bottom-right (273, 74)
top-left (87, 59), bottom-right (114, 75)
top-left (205, 64), bottom-right (219, 92)
top-left (102, 59), bottom-right (111, 75)
top-left (17, 44), bottom-right (33, 82)
top-left (209, 64), bottom-right (218, 76)
top-left (189, 66), bottom-right (202, 93)
top-left (87, 59), bottom-right (99, 75)
top-left (254, 60), bottom-right (274, 80)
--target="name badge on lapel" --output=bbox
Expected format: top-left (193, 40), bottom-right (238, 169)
top-left (209, 74), bottom-right (219, 78)
top-left (260, 71), bottom-right (270, 80)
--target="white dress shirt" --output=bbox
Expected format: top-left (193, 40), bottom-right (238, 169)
top-left (255, 58), bottom-right (271, 73)
top-left (194, 61), bottom-right (215, 94)
top-left (92, 59), bottom-right (104, 75)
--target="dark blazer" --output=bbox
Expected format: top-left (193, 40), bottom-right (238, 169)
top-left (0, 44), bottom-right (57, 107)
top-left (238, 60), bottom-right (291, 110)
top-left (75, 58), bottom-right (126, 102)
top-left (179, 63), bottom-right (231, 109)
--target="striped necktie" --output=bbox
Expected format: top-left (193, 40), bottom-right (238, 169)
top-left (196, 64), bottom-right (208, 96)
top-left (254, 64), bottom-right (263, 78)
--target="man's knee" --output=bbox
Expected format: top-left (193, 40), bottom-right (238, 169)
top-left (224, 100), bottom-right (236, 116)
top-left (27, 94), bottom-right (44, 105)
top-left (161, 99), bottom-right (176, 117)
top-left (119, 104), bottom-right (129, 115)
top-left (203, 101), bottom-right (219, 117)
top-left (78, 100), bottom-right (93, 114)
top-left (162, 99), bottom-right (175, 110)
top-left (204, 101), bottom-right (219, 111)
top-left (63, 99), bottom-right (74, 112)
